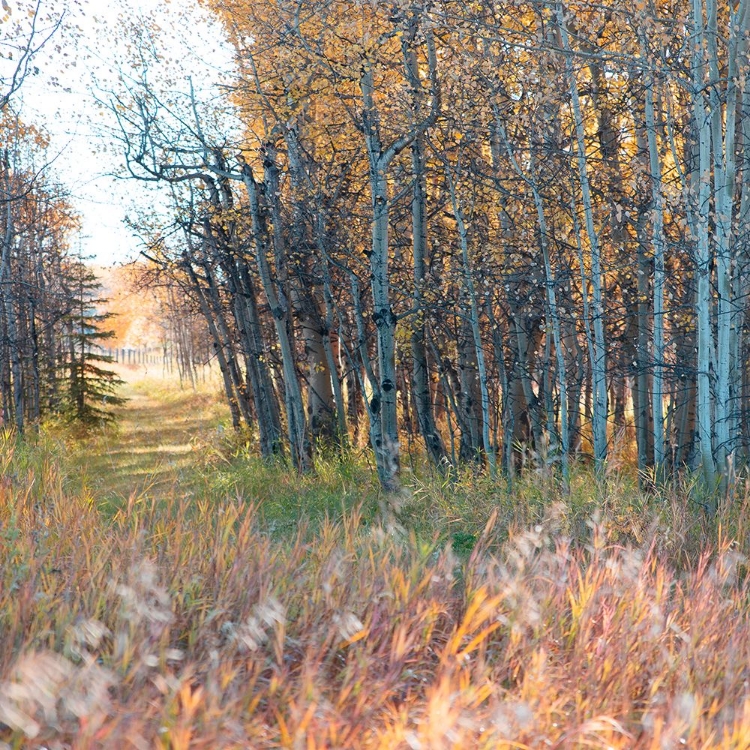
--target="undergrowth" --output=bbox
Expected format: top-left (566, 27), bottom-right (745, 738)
top-left (1, 429), bottom-right (750, 748)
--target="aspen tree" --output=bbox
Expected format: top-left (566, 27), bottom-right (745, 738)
top-left (709, 0), bottom-right (748, 482)
top-left (639, 31), bottom-right (667, 476)
top-left (438, 152), bottom-right (495, 474)
top-left (356, 14), bottom-right (440, 489)
top-left (498, 121), bottom-right (570, 485)
top-left (690, 0), bottom-right (717, 489)
top-left (402, 27), bottom-right (448, 471)
top-left (557, 4), bottom-right (608, 469)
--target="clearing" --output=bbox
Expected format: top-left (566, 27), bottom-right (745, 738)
top-left (72, 365), bottom-right (228, 505)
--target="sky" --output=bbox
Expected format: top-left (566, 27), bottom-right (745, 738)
top-left (5, 0), bottom-right (234, 265)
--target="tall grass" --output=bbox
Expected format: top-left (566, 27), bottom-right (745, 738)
top-left (1, 430), bottom-right (749, 748)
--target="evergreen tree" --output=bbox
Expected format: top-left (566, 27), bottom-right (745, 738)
top-left (61, 259), bottom-right (126, 425)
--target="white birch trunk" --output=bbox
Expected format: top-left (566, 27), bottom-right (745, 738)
top-left (558, 6), bottom-right (608, 468)
top-left (691, 0), bottom-right (717, 488)
top-left (641, 48), bottom-right (666, 473)
top-left (707, 0), bottom-right (748, 478)
top-left (444, 171), bottom-right (495, 474)
top-left (357, 28), bottom-right (439, 490)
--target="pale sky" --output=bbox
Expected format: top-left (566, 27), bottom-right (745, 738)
top-left (7, 0), bottom-right (234, 265)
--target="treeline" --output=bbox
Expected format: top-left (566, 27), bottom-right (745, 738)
top-left (111, 0), bottom-right (748, 494)
top-left (0, 0), bottom-right (127, 429)
top-left (0, 116), bottom-right (121, 428)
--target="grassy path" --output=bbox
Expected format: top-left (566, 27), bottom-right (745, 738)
top-left (74, 367), bottom-right (227, 506)
top-left (71, 364), bottom-right (380, 531)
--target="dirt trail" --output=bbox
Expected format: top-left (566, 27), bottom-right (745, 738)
top-left (75, 368), bottom-right (226, 505)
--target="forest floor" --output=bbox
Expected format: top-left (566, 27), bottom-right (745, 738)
top-left (2, 368), bottom-right (750, 748)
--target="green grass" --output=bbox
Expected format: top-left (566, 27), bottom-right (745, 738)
top-left (69, 372), bottom-right (229, 513)
top-left (68, 371), bottom-right (383, 533)
top-left (60, 370), bottom-right (750, 559)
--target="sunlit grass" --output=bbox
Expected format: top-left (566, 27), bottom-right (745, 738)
top-left (69, 368), bottom-right (229, 511)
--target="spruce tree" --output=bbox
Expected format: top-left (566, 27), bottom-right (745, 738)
top-left (61, 259), bottom-right (126, 425)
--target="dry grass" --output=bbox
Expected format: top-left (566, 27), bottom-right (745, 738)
top-left (1, 426), bottom-right (750, 749)
top-left (69, 367), bottom-right (228, 506)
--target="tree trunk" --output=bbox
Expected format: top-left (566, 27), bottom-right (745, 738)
top-left (690, 0), bottom-right (717, 490)
top-left (445, 173), bottom-right (495, 473)
top-left (410, 136), bottom-right (448, 470)
top-left (241, 159), bottom-right (311, 472)
top-left (234, 257), bottom-right (284, 456)
top-left (185, 262), bottom-right (242, 430)
top-left (641, 55), bottom-right (667, 474)
top-left (559, 8), bottom-right (608, 470)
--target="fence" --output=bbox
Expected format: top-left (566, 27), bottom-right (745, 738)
top-left (103, 347), bottom-right (173, 366)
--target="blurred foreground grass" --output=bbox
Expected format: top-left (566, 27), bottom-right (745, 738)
top-left (1, 372), bottom-right (750, 747)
